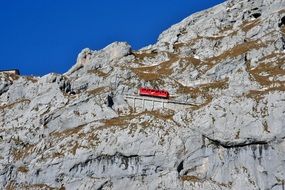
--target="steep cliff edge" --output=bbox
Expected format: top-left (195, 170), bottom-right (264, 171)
top-left (1, 0), bottom-right (285, 189)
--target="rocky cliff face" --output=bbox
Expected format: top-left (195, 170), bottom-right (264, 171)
top-left (1, 0), bottom-right (285, 189)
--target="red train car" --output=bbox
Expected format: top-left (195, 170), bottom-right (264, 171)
top-left (139, 87), bottom-right (169, 99)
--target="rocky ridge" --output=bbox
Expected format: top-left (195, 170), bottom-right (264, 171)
top-left (1, 0), bottom-right (285, 189)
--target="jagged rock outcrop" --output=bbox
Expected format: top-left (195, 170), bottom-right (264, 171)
top-left (1, 0), bottom-right (285, 189)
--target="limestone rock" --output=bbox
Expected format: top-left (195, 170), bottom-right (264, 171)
top-left (1, 0), bottom-right (285, 189)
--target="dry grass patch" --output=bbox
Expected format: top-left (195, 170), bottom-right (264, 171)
top-left (173, 42), bottom-right (186, 51)
top-left (132, 53), bottom-right (179, 81)
top-left (173, 37), bottom-right (202, 51)
top-left (246, 84), bottom-right (285, 102)
top-left (103, 110), bottom-right (174, 129)
top-left (176, 39), bottom-right (264, 76)
top-left (86, 132), bottom-right (100, 145)
top-left (258, 52), bottom-right (284, 62)
top-left (87, 69), bottom-right (110, 78)
top-left (45, 126), bottom-right (99, 159)
top-left (183, 56), bottom-right (201, 67)
top-left (71, 141), bottom-right (79, 155)
top-left (51, 125), bottom-right (85, 139)
top-left (132, 50), bottom-right (158, 64)
top-left (87, 87), bottom-right (109, 96)
top-left (5, 181), bottom-right (16, 190)
top-left (132, 51), bottom-right (158, 60)
top-left (21, 183), bottom-right (59, 190)
top-left (25, 76), bottom-right (38, 83)
top-left (103, 115), bottom-right (135, 127)
top-left (9, 73), bottom-right (20, 81)
top-left (144, 110), bottom-right (175, 121)
top-left (12, 144), bottom-right (35, 161)
top-left (207, 40), bottom-right (266, 64)
top-left (218, 25), bottom-right (234, 33)
top-left (177, 78), bottom-right (228, 96)
top-left (204, 35), bottom-right (226, 41)
top-left (132, 69), bottom-right (161, 81)
top-left (241, 19), bottom-right (261, 32)
top-left (129, 110), bottom-right (175, 134)
top-left (67, 132), bottom-right (100, 155)
top-left (248, 53), bottom-right (285, 86)
top-left (18, 166), bottom-right (29, 173)
top-left (52, 152), bottom-right (65, 159)
top-left (176, 79), bottom-right (229, 109)
top-left (181, 175), bottom-right (201, 182)
top-left (200, 79), bottom-right (229, 92)
top-left (0, 99), bottom-right (31, 110)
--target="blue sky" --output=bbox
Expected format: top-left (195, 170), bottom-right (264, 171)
top-left (0, 0), bottom-right (224, 76)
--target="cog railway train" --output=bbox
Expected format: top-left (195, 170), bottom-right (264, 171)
top-left (139, 87), bottom-right (170, 99)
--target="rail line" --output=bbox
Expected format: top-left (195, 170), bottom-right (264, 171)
top-left (124, 95), bottom-right (197, 107)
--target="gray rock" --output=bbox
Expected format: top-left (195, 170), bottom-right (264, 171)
top-left (1, 0), bottom-right (285, 189)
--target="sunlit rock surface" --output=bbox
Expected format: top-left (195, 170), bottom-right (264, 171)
top-left (1, 0), bottom-right (285, 189)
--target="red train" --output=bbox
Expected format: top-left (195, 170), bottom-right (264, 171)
top-left (139, 87), bottom-right (169, 99)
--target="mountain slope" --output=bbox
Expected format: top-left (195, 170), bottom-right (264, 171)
top-left (1, 0), bottom-right (285, 189)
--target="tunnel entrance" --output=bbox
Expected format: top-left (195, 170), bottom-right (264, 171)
top-left (278, 16), bottom-right (285, 27)
top-left (252, 13), bottom-right (261, 19)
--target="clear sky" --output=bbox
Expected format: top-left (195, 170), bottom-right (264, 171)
top-left (0, 0), bottom-right (225, 76)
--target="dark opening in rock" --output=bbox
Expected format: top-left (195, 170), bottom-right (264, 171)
top-left (107, 94), bottom-right (114, 108)
top-left (177, 161), bottom-right (184, 173)
top-left (35, 169), bottom-right (41, 176)
top-left (252, 13), bottom-right (261, 19)
top-left (279, 16), bottom-right (285, 27)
